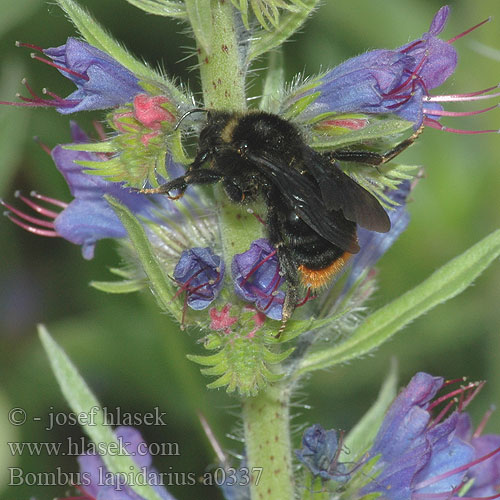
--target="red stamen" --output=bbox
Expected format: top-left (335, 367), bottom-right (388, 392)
top-left (242, 250), bottom-right (277, 285)
top-left (262, 266), bottom-right (283, 311)
top-left (473, 407), bottom-right (495, 438)
top-left (443, 377), bottom-right (467, 387)
top-left (429, 399), bottom-right (455, 427)
top-left (30, 53), bottom-right (90, 81)
top-left (33, 137), bottom-right (52, 156)
top-left (423, 104), bottom-right (498, 117)
top-left (400, 39), bottom-right (424, 54)
top-left (21, 78), bottom-right (38, 98)
top-left (4, 214), bottom-right (59, 237)
top-left (423, 117), bottom-right (499, 134)
top-left (16, 192), bottom-right (60, 218)
top-left (427, 382), bottom-right (477, 412)
top-left (385, 52), bottom-right (429, 98)
top-left (415, 445), bottom-right (500, 492)
top-left (31, 191), bottom-right (69, 209)
top-left (0, 198), bottom-right (55, 228)
top-left (16, 41), bottom-right (44, 52)
top-left (447, 17), bottom-right (491, 44)
top-left (425, 84), bottom-right (500, 103)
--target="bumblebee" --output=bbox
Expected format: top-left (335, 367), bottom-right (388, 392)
top-left (142, 110), bottom-right (421, 330)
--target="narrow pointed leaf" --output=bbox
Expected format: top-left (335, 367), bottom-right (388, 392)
top-left (90, 279), bottom-right (146, 293)
top-left (298, 229), bottom-right (500, 375)
top-left (249, 0), bottom-right (320, 61)
top-left (38, 326), bottom-right (163, 500)
top-left (105, 195), bottom-right (176, 313)
top-left (124, 0), bottom-right (187, 18)
top-left (259, 50), bottom-right (285, 114)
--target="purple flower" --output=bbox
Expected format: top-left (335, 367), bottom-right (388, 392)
top-left (1, 122), bottom-right (162, 259)
top-left (1, 38), bottom-right (142, 113)
top-left (231, 239), bottom-right (285, 320)
top-left (295, 424), bottom-right (350, 483)
top-left (75, 426), bottom-right (175, 500)
top-left (173, 247), bottom-right (225, 310)
top-left (290, 7), bottom-right (498, 133)
top-left (456, 413), bottom-right (500, 497)
top-left (359, 373), bottom-right (487, 499)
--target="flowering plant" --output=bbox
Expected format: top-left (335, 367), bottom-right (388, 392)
top-left (1, 1), bottom-right (499, 499)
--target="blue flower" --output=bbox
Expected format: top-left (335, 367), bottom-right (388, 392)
top-left (231, 238), bottom-right (285, 320)
top-left (1, 122), bottom-right (163, 259)
top-left (456, 413), bottom-right (500, 497)
top-left (359, 373), bottom-right (485, 499)
top-left (173, 247), bottom-right (225, 310)
top-left (75, 426), bottom-right (176, 500)
top-left (1, 38), bottom-right (142, 113)
top-left (288, 6), bottom-right (498, 133)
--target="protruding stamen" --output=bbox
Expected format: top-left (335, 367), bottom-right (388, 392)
top-left (3, 213), bottom-right (59, 237)
top-left (473, 406), bottom-right (496, 439)
top-left (415, 444), bottom-right (500, 492)
top-left (447, 16), bottom-right (491, 44)
top-left (15, 41), bottom-right (43, 52)
top-left (0, 198), bottom-right (55, 228)
top-left (241, 249), bottom-right (277, 286)
top-left (31, 191), bottom-right (69, 209)
top-left (33, 137), bottom-right (52, 156)
top-left (15, 191), bottom-right (60, 218)
top-left (426, 86), bottom-right (500, 103)
top-left (424, 117), bottom-right (500, 134)
top-left (423, 103), bottom-right (499, 117)
top-left (30, 53), bottom-right (90, 81)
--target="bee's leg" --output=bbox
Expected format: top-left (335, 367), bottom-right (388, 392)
top-left (137, 168), bottom-right (225, 198)
top-left (329, 124), bottom-right (424, 166)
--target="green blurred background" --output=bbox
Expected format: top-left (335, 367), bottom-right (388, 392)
top-left (0, 1), bottom-right (499, 498)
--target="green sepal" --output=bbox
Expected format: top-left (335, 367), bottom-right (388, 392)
top-left (188, 322), bottom-right (295, 395)
top-left (308, 115), bottom-right (414, 151)
top-left (248, 0), bottom-right (321, 60)
top-left (105, 195), bottom-right (177, 314)
top-left (63, 141), bottom-right (118, 153)
top-left (39, 326), bottom-right (163, 500)
top-left (259, 50), bottom-right (285, 114)
top-left (90, 279), bottom-right (146, 294)
top-left (124, 0), bottom-right (187, 18)
top-left (54, 0), bottom-right (189, 106)
top-left (297, 228), bottom-right (500, 376)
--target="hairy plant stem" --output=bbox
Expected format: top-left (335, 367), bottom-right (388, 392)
top-left (242, 383), bottom-right (294, 499)
top-left (192, 2), bottom-right (294, 499)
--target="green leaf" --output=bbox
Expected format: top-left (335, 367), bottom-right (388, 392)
top-left (38, 326), bottom-right (163, 500)
top-left (259, 50), bottom-right (285, 114)
top-left (124, 0), bottom-right (187, 18)
top-left (249, 0), bottom-right (321, 61)
top-left (54, 0), bottom-right (188, 105)
top-left (90, 279), bottom-right (146, 293)
top-left (105, 196), bottom-right (177, 314)
top-left (298, 229), bottom-right (500, 375)
top-left (342, 361), bottom-right (398, 461)
top-left (184, 0), bottom-right (214, 55)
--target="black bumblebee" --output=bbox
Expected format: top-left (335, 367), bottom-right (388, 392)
top-left (142, 110), bottom-right (421, 331)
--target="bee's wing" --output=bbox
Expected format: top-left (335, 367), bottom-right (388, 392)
top-left (245, 151), bottom-right (360, 253)
top-left (303, 148), bottom-right (391, 233)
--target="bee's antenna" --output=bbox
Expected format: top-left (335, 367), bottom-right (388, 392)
top-left (174, 108), bottom-right (207, 131)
